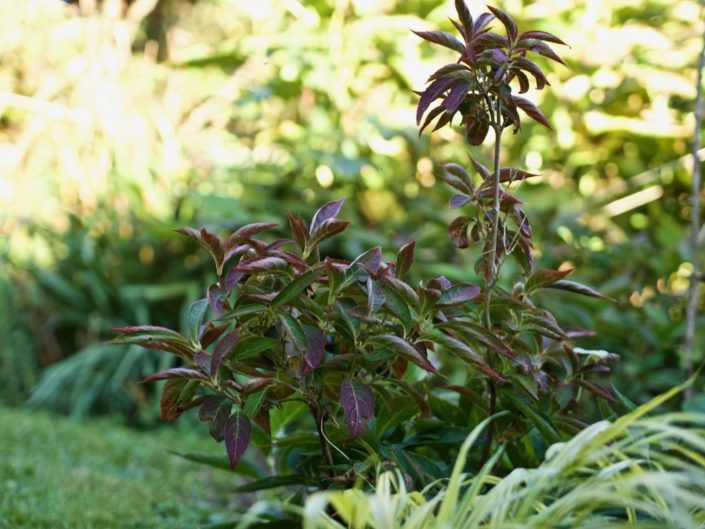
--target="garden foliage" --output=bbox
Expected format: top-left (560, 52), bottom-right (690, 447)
top-left (304, 381), bottom-right (705, 529)
top-left (114, 1), bottom-right (618, 488)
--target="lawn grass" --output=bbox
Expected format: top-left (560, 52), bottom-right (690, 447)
top-left (0, 407), bottom-right (243, 529)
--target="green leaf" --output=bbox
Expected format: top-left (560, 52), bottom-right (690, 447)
top-left (244, 389), bottom-right (268, 419)
top-left (525, 268), bottom-right (572, 293)
top-left (168, 451), bottom-right (264, 480)
top-left (382, 286), bottom-right (412, 336)
top-left (233, 475), bottom-right (309, 493)
top-left (504, 392), bottom-right (562, 444)
top-left (548, 280), bottom-right (614, 301)
top-left (423, 331), bottom-right (503, 381)
top-left (367, 334), bottom-right (440, 375)
top-left (375, 396), bottom-right (418, 437)
top-left (437, 283), bottom-right (481, 306)
top-left (188, 298), bottom-right (209, 342)
top-left (271, 266), bottom-right (322, 309)
top-left (232, 336), bottom-right (279, 360)
top-left (278, 313), bottom-right (307, 350)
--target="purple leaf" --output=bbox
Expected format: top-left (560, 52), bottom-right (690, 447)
top-left (514, 58), bottom-right (550, 90)
top-left (348, 247), bottom-right (383, 278)
top-left (412, 30), bottom-right (465, 54)
top-left (224, 413), bottom-right (252, 470)
top-left (454, 0), bottom-right (473, 37)
top-left (226, 223), bottom-right (278, 249)
top-left (269, 250), bottom-right (309, 272)
top-left (548, 280), bottom-right (615, 301)
top-left (448, 216), bottom-right (472, 248)
top-left (367, 334), bottom-right (441, 376)
top-left (449, 194), bottom-right (472, 209)
top-left (565, 328), bottom-right (597, 339)
top-left (575, 379), bottom-right (615, 402)
top-left (340, 381), bottom-right (375, 441)
top-left (515, 71), bottom-right (530, 93)
top-left (112, 325), bottom-right (186, 339)
top-left (469, 157), bottom-right (490, 180)
top-left (287, 210), bottom-right (309, 252)
top-left (499, 167), bottom-right (540, 183)
top-left (416, 76), bottom-right (456, 125)
top-left (428, 63), bottom-right (469, 82)
top-left (233, 257), bottom-right (288, 274)
top-left (437, 283), bottom-right (481, 306)
top-left (310, 199), bottom-right (345, 234)
top-left (428, 276), bottom-right (452, 291)
top-left (160, 379), bottom-right (195, 422)
top-left (200, 322), bottom-right (229, 349)
top-left (140, 368), bottom-right (207, 384)
top-left (525, 40), bottom-right (567, 66)
top-left (207, 284), bottom-right (226, 315)
top-left (302, 326), bottom-right (325, 377)
top-left (199, 228), bottom-right (225, 271)
top-left (395, 241), bottom-right (416, 279)
top-left (307, 218), bottom-right (351, 249)
top-left (223, 244), bottom-right (249, 267)
top-left (445, 81), bottom-right (470, 113)
top-left (491, 48), bottom-right (510, 64)
top-left (174, 227), bottom-right (200, 241)
top-left (238, 377), bottom-right (274, 395)
top-left (526, 268), bottom-right (573, 293)
top-left (513, 95), bottom-right (552, 129)
top-left (224, 268), bottom-right (244, 293)
top-left (449, 321), bottom-right (520, 365)
top-left (474, 32), bottom-right (509, 51)
top-left (194, 352), bottom-right (211, 374)
top-left (419, 104), bottom-right (446, 134)
top-left (515, 236), bottom-right (534, 272)
top-left (519, 30), bottom-right (568, 46)
top-left (441, 163), bottom-right (474, 195)
top-left (511, 205), bottom-right (532, 237)
top-left (465, 115), bottom-right (489, 146)
top-left (428, 332), bottom-right (504, 381)
top-left (199, 397), bottom-right (233, 441)
top-left (449, 17), bottom-right (466, 40)
top-left (199, 396), bottom-right (225, 421)
top-left (473, 12), bottom-right (495, 33)
top-left (211, 329), bottom-right (240, 374)
top-left (487, 5), bottom-right (517, 40)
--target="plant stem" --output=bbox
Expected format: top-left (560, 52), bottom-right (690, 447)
top-left (684, 10), bottom-right (705, 400)
top-left (483, 123), bottom-right (504, 327)
top-left (311, 402), bottom-right (336, 476)
top-left (482, 101), bottom-right (503, 463)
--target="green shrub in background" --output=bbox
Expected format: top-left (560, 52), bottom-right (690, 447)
top-left (12, 212), bottom-right (207, 422)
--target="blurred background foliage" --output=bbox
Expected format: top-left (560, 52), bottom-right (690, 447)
top-left (1, 0), bottom-right (704, 422)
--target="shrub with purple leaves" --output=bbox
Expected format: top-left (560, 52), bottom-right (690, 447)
top-left (114, 1), bottom-right (616, 489)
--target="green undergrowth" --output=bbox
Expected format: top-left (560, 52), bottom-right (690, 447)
top-left (0, 407), bottom-right (240, 529)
